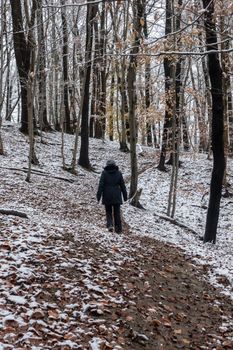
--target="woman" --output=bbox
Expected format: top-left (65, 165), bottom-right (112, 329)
top-left (97, 160), bottom-right (127, 233)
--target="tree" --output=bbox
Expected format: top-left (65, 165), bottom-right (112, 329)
top-left (127, 0), bottom-right (144, 207)
top-left (10, 0), bottom-right (39, 133)
top-left (157, 0), bottom-right (173, 171)
top-left (79, 0), bottom-right (98, 169)
top-left (0, 0), bottom-right (4, 154)
top-left (61, 0), bottom-right (72, 134)
top-left (37, 0), bottom-right (51, 131)
top-left (203, 0), bottom-right (225, 243)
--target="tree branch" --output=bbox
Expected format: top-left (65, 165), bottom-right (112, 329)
top-left (0, 209), bottom-right (28, 218)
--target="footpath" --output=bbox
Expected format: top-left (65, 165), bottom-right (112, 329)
top-left (0, 164), bottom-right (233, 349)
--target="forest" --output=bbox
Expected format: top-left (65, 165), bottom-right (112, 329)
top-left (0, 0), bottom-right (233, 349)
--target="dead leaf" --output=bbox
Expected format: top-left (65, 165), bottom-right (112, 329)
top-left (182, 339), bottom-right (190, 345)
top-left (126, 315), bottom-right (133, 321)
top-left (64, 333), bottom-right (76, 341)
top-left (0, 243), bottom-right (11, 251)
top-left (111, 246), bottom-right (119, 252)
top-left (31, 310), bottom-right (45, 319)
top-left (163, 321), bottom-right (172, 327)
top-left (4, 319), bottom-right (19, 329)
top-left (48, 309), bottom-right (60, 319)
top-left (222, 341), bottom-right (233, 348)
top-left (151, 319), bottom-right (161, 327)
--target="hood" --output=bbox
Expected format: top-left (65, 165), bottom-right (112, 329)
top-left (104, 164), bottom-right (119, 173)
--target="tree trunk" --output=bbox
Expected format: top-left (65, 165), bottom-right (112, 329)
top-left (109, 72), bottom-right (114, 141)
top-left (37, 1), bottom-right (51, 132)
top-left (0, 0), bottom-right (4, 155)
top-left (143, 11), bottom-right (153, 147)
top-left (203, 0), bottom-right (225, 243)
top-left (78, 0), bottom-right (98, 169)
top-left (190, 65), bottom-right (208, 152)
top-left (61, 0), bottom-right (72, 134)
top-left (157, 0), bottom-right (173, 171)
top-left (127, 0), bottom-right (144, 206)
top-left (228, 86), bottom-right (233, 154)
top-left (99, 1), bottom-right (107, 139)
top-left (10, 0), bottom-right (31, 133)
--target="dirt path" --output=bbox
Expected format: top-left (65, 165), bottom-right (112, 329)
top-left (58, 225), bottom-right (233, 349)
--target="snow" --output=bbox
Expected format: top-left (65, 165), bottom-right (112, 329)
top-left (89, 337), bottom-right (105, 350)
top-left (7, 295), bottom-right (27, 305)
top-left (0, 123), bottom-right (233, 348)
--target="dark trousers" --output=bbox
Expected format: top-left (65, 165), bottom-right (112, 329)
top-left (105, 204), bottom-right (122, 232)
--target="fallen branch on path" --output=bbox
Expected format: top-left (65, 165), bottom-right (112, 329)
top-left (0, 209), bottom-right (28, 218)
top-left (0, 166), bottom-right (74, 183)
top-left (154, 212), bottom-right (201, 237)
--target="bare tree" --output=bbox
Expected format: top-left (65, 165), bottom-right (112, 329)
top-left (127, 0), bottom-right (144, 207)
top-left (79, 0), bottom-right (98, 169)
top-left (203, 0), bottom-right (225, 243)
top-left (10, 0), bottom-right (39, 133)
top-left (0, 0), bottom-right (4, 154)
top-left (61, 0), bottom-right (72, 133)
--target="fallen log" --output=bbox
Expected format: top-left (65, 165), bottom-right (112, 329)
top-left (0, 166), bottom-right (74, 183)
top-left (153, 212), bottom-right (200, 237)
top-left (0, 209), bottom-right (28, 218)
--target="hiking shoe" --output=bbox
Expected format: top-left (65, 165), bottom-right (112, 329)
top-left (115, 229), bottom-right (122, 234)
top-left (108, 226), bottom-right (113, 232)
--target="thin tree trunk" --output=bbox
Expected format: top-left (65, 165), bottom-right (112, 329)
top-left (50, 0), bottom-right (60, 131)
top-left (157, 0), bottom-right (173, 171)
top-left (190, 65), bottom-right (208, 152)
top-left (99, 0), bottom-right (107, 139)
top-left (143, 10), bottom-right (153, 147)
top-left (37, 1), bottom-right (51, 132)
top-left (109, 72), bottom-right (114, 141)
top-left (61, 0), bottom-right (71, 134)
top-left (25, 34), bottom-right (39, 182)
top-left (0, 0), bottom-right (4, 155)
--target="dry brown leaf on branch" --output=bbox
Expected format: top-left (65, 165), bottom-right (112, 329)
top-left (140, 17), bottom-right (145, 26)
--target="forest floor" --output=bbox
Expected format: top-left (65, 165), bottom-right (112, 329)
top-left (0, 124), bottom-right (233, 349)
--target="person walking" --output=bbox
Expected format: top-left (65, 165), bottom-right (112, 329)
top-left (97, 160), bottom-right (127, 233)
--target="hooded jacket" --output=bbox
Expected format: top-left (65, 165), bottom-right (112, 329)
top-left (97, 164), bottom-right (127, 205)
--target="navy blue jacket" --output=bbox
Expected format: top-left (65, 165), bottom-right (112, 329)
top-left (97, 165), bottom-right (127, 205)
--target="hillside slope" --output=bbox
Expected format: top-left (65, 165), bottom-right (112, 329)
top-left (0, 124), bottom-right (233, 349)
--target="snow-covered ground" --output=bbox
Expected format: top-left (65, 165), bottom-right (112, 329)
top-left (0, 123), bottom-right (233, 349)
top-left (1, 123), bottom-right (232, 301)
top-left (126, 154), bottom-right (233, 299)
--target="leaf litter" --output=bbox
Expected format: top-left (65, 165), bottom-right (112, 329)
top-left (0, 123), bottom-right (233, 349)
